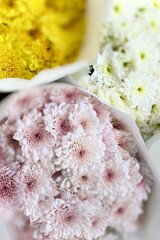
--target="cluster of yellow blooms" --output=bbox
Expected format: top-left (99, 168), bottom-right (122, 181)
top-left (0, 0), bottom-right (86, 79)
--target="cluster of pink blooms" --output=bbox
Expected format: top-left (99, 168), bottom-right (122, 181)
top-left (0, 84), bottom-right (151, 240)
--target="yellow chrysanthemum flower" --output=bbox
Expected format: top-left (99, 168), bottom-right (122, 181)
top-left (0, 0), bottom-right (86, 80)
top-left (0, 43), bottom-right (32, 79)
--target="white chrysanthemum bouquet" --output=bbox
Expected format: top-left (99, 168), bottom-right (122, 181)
top-left (82, 0), bottom-right (160, 140)
top-left (0, 82), bottom-right (152, 240)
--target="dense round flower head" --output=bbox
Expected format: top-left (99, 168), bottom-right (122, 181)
top-left (0, 84), bottom-right (152, 239)
top-left (0, 0), bottom-right (86, 79)
top-left (81, 0), bottom-right (160, 140)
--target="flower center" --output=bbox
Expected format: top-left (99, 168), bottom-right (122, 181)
top-left (140, 52), bottom-right (146, 60)
top-left (81, 175), bottom-right (88, 183)
top-left (58, 119), bottom-right (71, 135)
top-left (64, 210), bottom-right (76, 224)
top-left (92, 218), bottom-right (99, 227)
top-left (105, 168), bottom-right (115, 182)
top-left (81, 120), bottom-right (87, 129)
top-left (25, 176), bottom-right (37, 193)
top-left (114, 5), bottom-right (121, 13)
top-left (78, 149), bottom-right (86, 158)
top-left (137, 86), bottom-right (144, 93)
top-left (65, 91), bottom-right (76, 102)
top-left (65, 214), bottom-right (74, 223)
top-left (34, 132), bottom-right (43, 141)
top-left (111, 118), bottom-right (125, 130)
top-left (116, 207), bottom-right (125, 215)
top-left (26, 126), bottom-right (46, 147)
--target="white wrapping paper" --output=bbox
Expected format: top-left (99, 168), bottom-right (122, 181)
top-left (0, 0), bottom-right (107, 92)
top-left (0, 77), bottom-right (160, 240)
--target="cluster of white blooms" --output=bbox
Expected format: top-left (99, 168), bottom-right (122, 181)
top-left (84, 0), bottom-right (160, 140)
top-left (0, 84), bottom-right (151, 240)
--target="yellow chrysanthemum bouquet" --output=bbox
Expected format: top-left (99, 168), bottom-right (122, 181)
top-left (0, 0), bottom-right (104, 91)
top-left (0, 0), bottom-right (86, 79)
top-left (0, 0), bottom-right (86, 81)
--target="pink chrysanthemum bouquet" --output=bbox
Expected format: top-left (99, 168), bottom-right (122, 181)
top-left (0, 83), bottom-right (152, 240)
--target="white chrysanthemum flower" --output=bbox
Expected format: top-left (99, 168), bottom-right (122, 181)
top-left (69, 101), bottom-right (101, 135)
top-left (102, 160), bottom-right (132, 202)
top-left (55, 132), bottom-right (105, 173)
top-left (124, 71), bottom-right (158, 112)
top-left (38, 198), bottom-right (92, 240)
top-left (14, 110), bottom-right (55, 162)
top-left (97, 43), bottom-right (135, 80)
top-left (126, 34), bottom-right (159, 71)
top-left (95, 46), bottom-right (119, 82)
top-left (105, 89), bottom-right (132, 115)
top-left (109, 0), bottom-right (136, 21)
top-left (142, 6), bottom-right (160, 34)
top-left (129, 106), bottom-right (151, 128)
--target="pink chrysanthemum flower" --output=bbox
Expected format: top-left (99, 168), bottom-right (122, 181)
top-left (89, 98), bottom-right (111, 124)
top-left (138, 160), bottom-right (152, 194)
top-left (20, 163), bottom-right (53, 199)
top-left (114, 129), bottom-right (137, 157)
top-left (0, 121), bottom-right (20, 155)
top-left (14, 110), bottom-right (55, 162)
top-left (6, 89), bottom-right (47, 121)
top-left (109, 197), bottom-right (143, 233)
top-left (38, 198), bottom-right (91, 240)
top-left (19, 163), bottom-right (57, 221)
top-left (85, 203), bottom-right (109, 239)
top-left (110, 114), bottom-right (127, 131)
top-left (66, 166), bottom-right (104, 195)
top-left (69, 101), bottom-right (101, 135)
top-left (60, 86), bottom-right (85, 103)
top-left (128, 158), bottom-right (142, 189)
top-left (44, 102), bottom-right (72, 139)
top-left (135, 183), bottom-right (149, 203)
top-left (102, 128), bottom-right (119, 161)
top-left (0, 167), bottom-right (19, 208)
top-left (102, 160), bottom-right (132, 202)
top-left (55, 132), bottom-right (105, 173)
